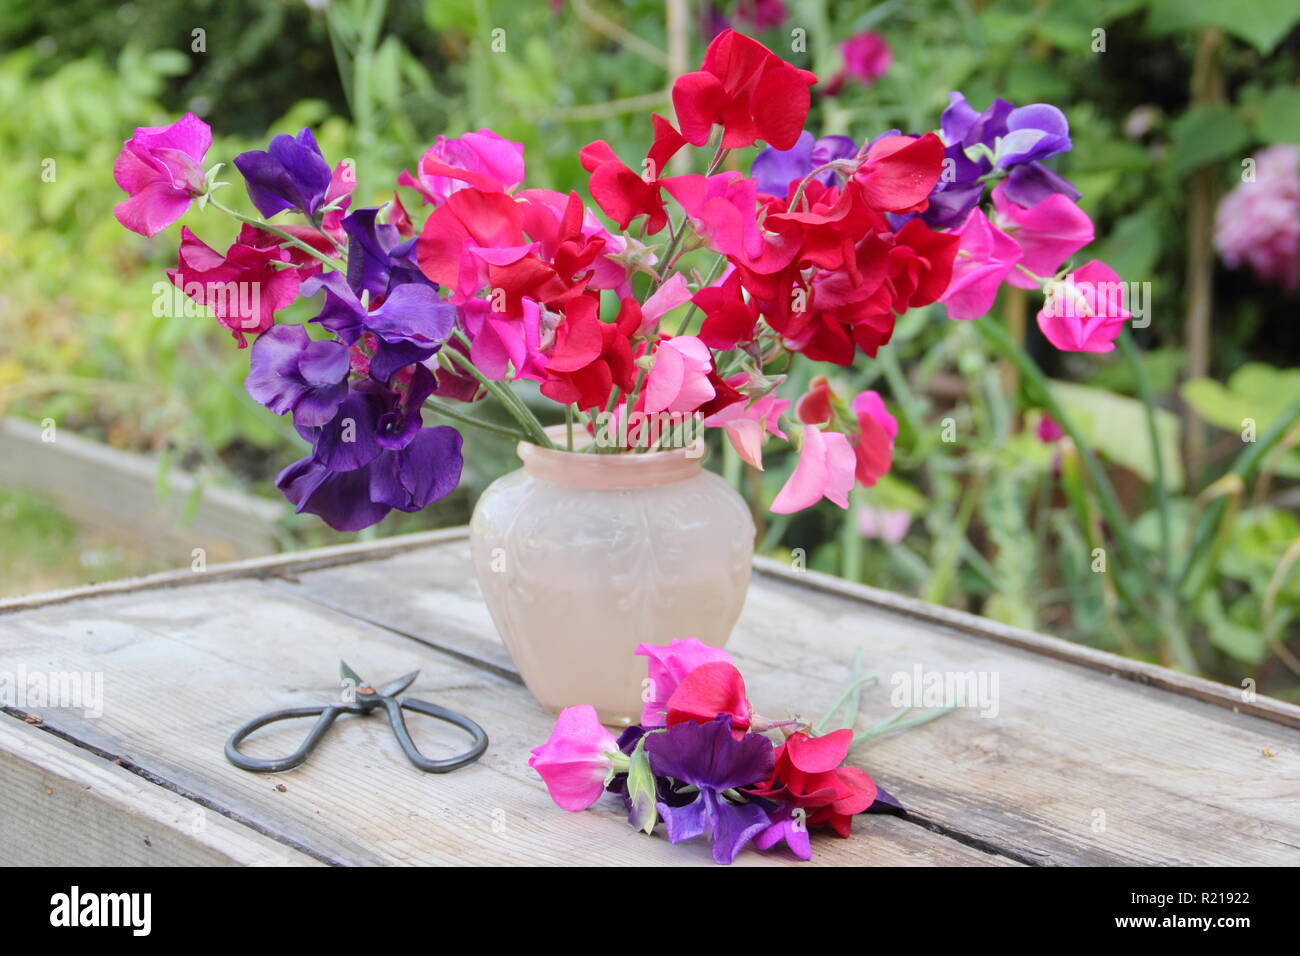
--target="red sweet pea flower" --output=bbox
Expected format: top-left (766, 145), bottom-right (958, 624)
top-left (748, 729), bottom-right (877, 838)
top-left (237, 223), bottom-right (335, 278)
top-left (416, 187), bottom-right (529, 300)
top-left (693, 270), bottom-right (760, 349)
top-left (580, 115), bottom-right (686, 235)
top-left (539, 295), bottom-right (639, 410)
top-left (672, 29), bottom-right (817, 151)
top-left (664, 660), bottom-right (753, 737)
top-left (853, 132), bottom-right (945, 214)
top-left (167, 227), bottom-right (305, 347)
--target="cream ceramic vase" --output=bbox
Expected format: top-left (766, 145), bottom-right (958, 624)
top-left (469, 427), bottom-right (755, 725)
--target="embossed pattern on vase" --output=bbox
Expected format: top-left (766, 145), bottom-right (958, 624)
top-left (471, 459), bottom-right (754, 725)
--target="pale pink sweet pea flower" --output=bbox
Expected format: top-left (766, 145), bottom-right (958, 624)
top-left (634, 638), bottom-right (734, 727)
top-left (941, 207), bottom-right (1023, 321)
top-left (1036, 259), bottom-right (1130, 353)
top-left (113, 112), bottom-right (212, 237)
top-left (644, 336), bottom-right (716, 414)
top-left (703, 377), bottom-right (790, 470)
top-left (638, 273), bottom-right (693, 337)
top-left (528, 705), bottom-right (622, 811)
top-left (991, 183), bottom-right (1094, 289)
top-left (771, 424), bottom-right (857, 513)
top-left (858, 506), bottom-right (911, 543)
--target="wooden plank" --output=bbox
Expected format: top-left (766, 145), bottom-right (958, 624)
top-left (0, 578), bottom-right (1007, 866)
top-left (282, 539), bottom-right (1300, 866)
top-left (0, 416), bottom-right (283, 564)
top-left (0, 718), bottom-right (317, 866)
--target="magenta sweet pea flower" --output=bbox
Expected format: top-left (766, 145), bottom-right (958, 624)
top-left (644, 336), bottom-right (717, 414)
top-left (660, 172), bottom-right (765, 261)
top-left (113, 112), bottom-right (211, 237)
top-left (634, 638), bottom-right (734, 727)
top-left (771, 424), bottom-right (857, 513)
top-left (528, 705), bottom-right (622, 811)
top-left (840, 31), bottom-right (891, 85)
top-left (940, 207), bottom-right (1023, 321)
top-left (991, 183), bottom-right (1094, 289)
top-left (399, 129), bottom-right (526, 206)
top-left (1036, 260), bottom-right (1130, 353)
top-left (460, 296), bottom-right (547, 382)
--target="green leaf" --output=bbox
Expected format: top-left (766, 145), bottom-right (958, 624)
top-left (1049, 381), bottom-right (1184, 490)
top-left (1169, 106), bottom-right (1250, 178)
top-left (625, 738), bottom-right (658, 835)
top-left (1196, 591), bottom-right (1268, 665)
top-left (1145, 0), bottom-right (1300, 54)
top-left (1181, 363), bottom-right (1300, 433)
top-left (1244, 85), bottom-right (1300, 145)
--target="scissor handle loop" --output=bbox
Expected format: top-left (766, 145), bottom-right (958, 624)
top-left (224, 704), bottom-right (352, 773)
top-left (383, 698), bottom-right (489, 773)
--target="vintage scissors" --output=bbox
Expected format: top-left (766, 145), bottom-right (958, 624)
top-left (225, 661), bottom-right (488, 774)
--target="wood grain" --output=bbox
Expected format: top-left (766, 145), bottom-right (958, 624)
top-left (285, 540), bottom-right (1300, 866)
top-left (0, 578), bottom-right (1007, 866)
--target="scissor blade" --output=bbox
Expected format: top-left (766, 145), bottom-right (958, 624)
top-left (375, 670), bottom-right (420, 698)
top-left (340, 660), bottom-right (365, 687)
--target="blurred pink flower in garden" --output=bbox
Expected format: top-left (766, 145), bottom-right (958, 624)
top-left (1036, 414), bottom-right (1064, 443)
top-left (857, 506), bottom-right (911, 543)
top-left (841, 31), bottom-right (892, 85)
top-left (113, 112), bottom-right (211, 236)
top-left (1215, 144), bottom-right (1300, 295)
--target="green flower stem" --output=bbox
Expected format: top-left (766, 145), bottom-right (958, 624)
top-left (447, 331), bottom-right (554, 448)
top-left (1178, 396), bottom-right (1300, 596)
top-left (207, 198), bottom-right (348, 273)
top-left (1118, 330), bottom-right (1172, 581)
top-left (812, 670), bottom-right (880, 736)
top-left (852, 707), bottom-right (953, 746)
top-left (422, 397), bottom-right (530, 443)
top-left (975, 318), bottom-right (1196, 669)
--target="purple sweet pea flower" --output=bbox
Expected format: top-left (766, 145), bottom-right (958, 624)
top-left (234, 128), bottom-right (333, 220)
top-left (643, 716), bottom-right (774, 865)
top-left (750, 131), bottom-right (858, 198)
top-left (1001, 160), bottom-right (1082, 207)
top-left (244, 324), bottom-right (350, 427)
top-left (277, 367), bottom-right (463, 531)
top-left (995, 103), bottom-right (1072, 168)
top-left (303, 271), bottom-right (457, 383)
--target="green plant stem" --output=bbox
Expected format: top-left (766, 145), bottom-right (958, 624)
top-left (1178, 397), bottom-right (1300, 595)
top-left (208, 199), bottom-right (347, 273)
top-left (422, 397), bottom-right (529, 443)
top-left (447, 331), bottom-right (553, 447)
top-left (812, 671), bottom-right (880, 735)
top-left (852, 707), bottom-right (953, 746)
top-left (1118, 330), bottom-right (1172, 581)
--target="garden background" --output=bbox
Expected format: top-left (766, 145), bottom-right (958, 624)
top-left (2, 0), bottom-right (1299, 698)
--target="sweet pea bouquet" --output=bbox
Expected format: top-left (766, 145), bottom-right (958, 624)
top-left (113, 28), bottom-right (1126, 533)
top-left (529, 638), bottom-right (908, 865)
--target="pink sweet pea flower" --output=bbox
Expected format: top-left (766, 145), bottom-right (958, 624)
top-left (1037, 413), bottom-right (1064, 443)
top-left (991, 183), bottom-right (1094, 290)
top-left (664, 660), bottom-right (753, 738)
top-left (399, 129), bottom-right (525, 206)
top-left (858, 506), bottom-right (911, 543)
top-left (850, 390), bottom-right (897, 488)
top-left (771, 424), bottom-right (856, 513)
top-left (321, 160), bottom-right (358, 243)
top-left (635, 638), bottom-right (734, 727)
top-left (1036, 259), bottom-right (1130, 353)
top-left (460, 296), bottom-right (547, 382)
top-left (113, 112), bottom-right (212, 237)
top-left (660, 172), bottom-right (765, 261)
top-left (528, 705), bottom-right (621, 812)
top-left (644, 336), bottom-right (716, 414)
top-left (638, 273), bottom-right (694, 337)
top-left (941, 207), bottom-right (1023, 321)
top-left (703, 377), bottom-right (789, 470)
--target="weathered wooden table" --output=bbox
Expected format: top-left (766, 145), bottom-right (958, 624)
top-left (2, 528), bottom-right (1297, 866)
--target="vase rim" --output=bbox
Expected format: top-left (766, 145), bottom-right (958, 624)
top-left (516, 425), bottom-right (705, 489)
